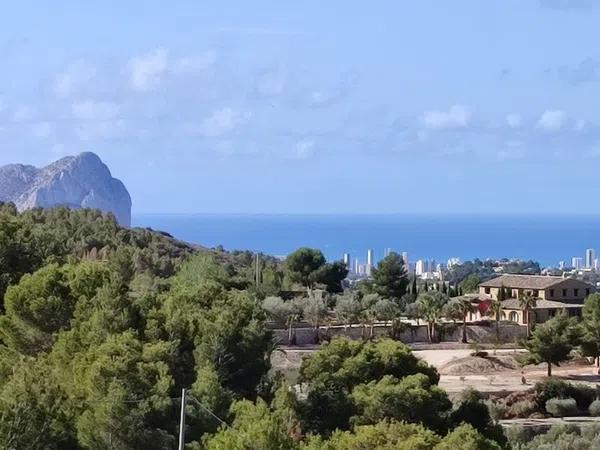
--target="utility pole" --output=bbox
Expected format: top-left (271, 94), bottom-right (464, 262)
top-left (178, 388), bottom-right (187, 450)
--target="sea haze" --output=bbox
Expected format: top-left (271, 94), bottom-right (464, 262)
top-left (132, 214), bottom-right (600, 267)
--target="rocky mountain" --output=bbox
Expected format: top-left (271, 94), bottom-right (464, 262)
top-left (0, 152), bottom-right (132, 226)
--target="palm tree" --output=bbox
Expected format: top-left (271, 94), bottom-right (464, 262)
top-left (519, 291), bottom-right (538, 338)
top-left (489, 284), bottom-right (507, 339)
top-left (417, 291), bottom-right (449, 343)
top-left (452, 297), bottom-right (476, 344)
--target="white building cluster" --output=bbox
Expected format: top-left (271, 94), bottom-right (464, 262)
top-left (344, 248), bottom-right (458, 281)
top-left (562, 248), bottom-right (599, 272)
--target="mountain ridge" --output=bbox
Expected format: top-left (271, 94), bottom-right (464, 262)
top-left (0, 152), bottom-right (132, 226)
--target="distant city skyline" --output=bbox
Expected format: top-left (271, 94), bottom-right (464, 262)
top-left (2, 1), bottom-right (600, 214)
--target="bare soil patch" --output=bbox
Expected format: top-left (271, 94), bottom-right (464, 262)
top-left (439, 354), bottom-right (521, 375)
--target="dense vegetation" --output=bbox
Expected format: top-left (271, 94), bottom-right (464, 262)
top-left (0, 205), bottom-right (595, 449)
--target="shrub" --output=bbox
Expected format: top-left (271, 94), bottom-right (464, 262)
top-left (507, 400), bottom-right (538, 418)
top-left (589, 399), bottom-right (600, 416)
top-left (534, 379), bottom-right (572, 407)
top-left (484, 399), bottom-right (507, 423)
top-left (534, 379), bottom-right (600, 410)
top-left (545, 397), bottom-right (578, 417)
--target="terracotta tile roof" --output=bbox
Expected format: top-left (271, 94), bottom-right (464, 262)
top-left (500, 298), bottom-right (584, 310)
top-left (479, 274), bottom-right (588, 289)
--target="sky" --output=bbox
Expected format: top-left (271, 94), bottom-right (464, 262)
top-left (1, 0), bottom-right (600, 214)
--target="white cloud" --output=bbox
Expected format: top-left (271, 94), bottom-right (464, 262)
top-left (537, 109), bottom-right (567, 132)
top-left (197, 107), bottom-right (252, 137)
top-left (422, 105), bottom-right (471, 130)
top-left (128, 48), bottom-right (168, 92)
top-left (72, 101), bottom-right (120, 121)
top-left (31, 122), bottom-right (52, 138)
top-left (294, 139), bottom-right (315, 159)
top-left (506, 113), bottom-right (523, 128)
top-left (53, 60), bottom-right (96, 98)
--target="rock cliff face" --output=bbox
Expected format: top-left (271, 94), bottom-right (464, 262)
top-left (0, 152), bottom-right (132, 226)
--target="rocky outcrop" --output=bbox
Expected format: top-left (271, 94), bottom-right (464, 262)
top-left (0, 152), bottom-right (132, 226)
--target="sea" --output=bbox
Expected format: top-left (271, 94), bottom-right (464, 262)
top-left (132, 214), bottom-right (600, 267)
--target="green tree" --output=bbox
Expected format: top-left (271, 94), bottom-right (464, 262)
top-left (298, 338), bottom-right (439, 434)
top-left (299, 293), bottom-right (328, 343)
top-left (263, 296), bottom-right (301, 345)
top-left (459, 274), bottom-right (480, 294)
top-left (361, 293), bottom-right (383, 340)
top-left (524, 312), bottom-right (580, 377)
top-left (302, 420), bottom-right (441, 450)
top-left (449, 389), bottom-right (506, 447)
top-left (203, 397), bottom-right (299, 450)
top-left (0, 358), bottom-right (77, 450)
top-left (434, 424), bottom-right (501, 450)
top-left (417, 292), bottom-right (449, 343)
top-left (371, 253), bottom-right (409, 301)
top-left (405, 302), bottom-right (424, 326)
top-left (580, 293), bottom-right (600, 367)
top-left (350, 374), bottom-right (452, 432)
top-left (286, 248), bottom-right (327, 291)
top-left (373, 298), bottom-right (399, 328)
top-left (310, 261), bottom-right (348, 294)
top-left (334, 293), bottom-right (362, 335)
top-left (489, 285), bottom-right (507, 339)
top-left (519, 292), bottom-right (538, 338)
top-left (446, 297), bottom-right (475, 343)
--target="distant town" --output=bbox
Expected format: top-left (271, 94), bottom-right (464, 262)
top-left (344, 247), bottom-right (600, 287)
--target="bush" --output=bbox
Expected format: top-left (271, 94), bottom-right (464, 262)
top-left (534, 379), bottom-right (599, 410)
top-left (534, 379), bottom-right (572, 407)
top-left (484, 399), bottom-right (507, 423)
top-left (545, 397), bottom-right (578, 417)
top-left (589, 399), bottom-right (600, 416)
top-left (507, 400), bottom-right (538, 418)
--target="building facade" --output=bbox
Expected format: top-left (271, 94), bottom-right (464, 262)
top-left (478, 274), bottom-right (595, 326)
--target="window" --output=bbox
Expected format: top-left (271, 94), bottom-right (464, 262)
top-left (574, 288), bottom-right (579, 297)
top-left (550, 289), bottom-right (555, 297)
top-left (533, 290), bottom-right (539, 297)
top-left (509, 311), bottom-right (519, 322)
top-left (484, 287), bottom-right (490, 294)
top-left (586, 289), bottom-right (591, 296)
top-left (562, 289), bottom-right (567, 297)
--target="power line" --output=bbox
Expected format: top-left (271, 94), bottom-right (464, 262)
top-left (188, 395), bottom-right (229, 428)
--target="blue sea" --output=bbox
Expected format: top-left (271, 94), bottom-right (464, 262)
top-left (132, 214), bottom-right (600, 267)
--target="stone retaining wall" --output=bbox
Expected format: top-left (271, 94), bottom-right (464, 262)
top-left (272, 323), bottom-right (527, 346)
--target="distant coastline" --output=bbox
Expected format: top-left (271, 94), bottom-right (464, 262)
top-left (133, 213), bottom-right (600, 267)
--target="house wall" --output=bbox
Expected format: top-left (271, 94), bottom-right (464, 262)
top-left (544, 279), bottom-right (593, 302)
top-left (480, 279), bottom-right (593, 302)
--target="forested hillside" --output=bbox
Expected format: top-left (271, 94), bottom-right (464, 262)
top-left (0, 205), bottom-right (504, 449)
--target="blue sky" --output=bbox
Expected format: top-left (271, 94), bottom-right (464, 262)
top-left (1, 0), bottom-right (600, 214)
